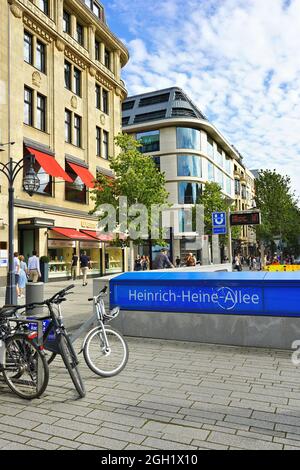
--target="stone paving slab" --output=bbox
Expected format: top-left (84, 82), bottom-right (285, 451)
top-left (0, 335), bottom-right (300, 450)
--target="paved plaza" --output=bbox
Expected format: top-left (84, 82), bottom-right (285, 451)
top-left (1, 281), bottom-right (300, 450)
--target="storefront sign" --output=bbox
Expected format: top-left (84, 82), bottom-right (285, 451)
top-left (81, 221), bottom-right (97, 229)
top-left (80, 241), bottom-right (101, 248)
top-left (110, 272), bottom-right (300, 317)
top-left (48, 240), bottom-right (75, 248)
top-left (0, 259), bottom-right (8, 268)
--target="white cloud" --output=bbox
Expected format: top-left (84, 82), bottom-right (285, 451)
top-left (111, 0), bottom-right (300, 197)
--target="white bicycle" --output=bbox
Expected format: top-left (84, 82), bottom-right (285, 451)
top-left (46, 286), bottom-right (129, 377)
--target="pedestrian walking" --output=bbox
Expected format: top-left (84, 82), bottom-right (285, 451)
top-left (141, 256), bottom-right (149, 271)
top-left (134, 255), bottom-right (142, 271)
top-left (71, 251), bottom-right (78, 281)
top-left (80, 251), bottom-right (90, 286)
top-left (185, 253), bottom-right (196, 267)
top-left (28, 250), bottom-right (41, 282)
top-left (175, 256), bottom-right (181, 268)
top-left (153, 249), bottom-right (174, 270)
top-left (18, 255), bottom-right (28, 298)
top-left (234, 254), bottom-right (242, 272)
top-left (14, 252), bottom-right (20, 297)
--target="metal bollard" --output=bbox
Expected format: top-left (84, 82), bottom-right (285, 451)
top-left (26, 282), bottom-right (44, 316)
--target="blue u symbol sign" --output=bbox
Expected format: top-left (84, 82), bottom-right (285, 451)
top-left (213, 213), bottom-right (226, 226)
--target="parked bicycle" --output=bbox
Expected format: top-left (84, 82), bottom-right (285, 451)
top-left (24, 284), bottom-right (86, 398)
top-left (47, 286), bottom-right (129, 378)
top-left (0, 305), bottom-right (49, 400)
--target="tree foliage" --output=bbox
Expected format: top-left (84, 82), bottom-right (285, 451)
top-left (91, 133), bottom-right (169, 245)
top-left (255, 170), bottom-right (300, 253)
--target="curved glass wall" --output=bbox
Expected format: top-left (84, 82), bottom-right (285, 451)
top-left (224, 155), bottom-right (232, 174)
top-left (136, 130), bottom-right (160, 153)
top-left (176, 128), bottom-right (201, 150)
top-left (178, 182), bottom-right (202, 204)
top-left (207, 136), bottom-right (214, 159)
top-left (216, 147), bottom-right (223, 167)
top-left (177, 155), bottom-right (202, 178)
top-left (208, 161), bottom-right (214, 181)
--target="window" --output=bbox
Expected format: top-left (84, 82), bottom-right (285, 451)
top-left (176, 128), bottom-right (201, 150)
top-left (24, 87), bottom-right (33, 126)
top-left (138, 93), bottom-right (170, 107)
top-left (103, 131), bottom-right (109, 159)
top-left (36, 41), bottom-right (46, 73)
top-left (64, 61), bottom-right (71, 90)
top-left (241, 184), bottom-right (247, 199)
top-left (102, 89), bottom-right (109, 114)
top-left (96, 127), bottom-right (101, 157)
top-left (215, 168), bottom-right (224, 190)
top-left (95, 84), bottom-right (101, 109)
top-left (95, 40), bottom-right (100, 61)
top-left (73, 68), bottom-right (81, 97)
top-left (134, 110), bottom-right (166, 123)
top-left (208, 162), bottom-right (214, 181)
top-left (76, 23), bottom-right (84, 46)
top-left (74, 114), bottom-right (82, 147)
top-left (122, 101), bottom-right (135, 111)
top-left (63, 10), bottom-right (71, 34)
top-left (226, 177), bottom-right (232, 195)
top-left (39, 0), bottom-right (49, 15)
top-left (225, 155), bottom-right (232, 174)
top-left (136, 130), bottom-right (160, 153)
top-left (122, 116), bottom-right (130, 126)
top-left (216, 147), bottom-right (223, 167)
top-left (36, 93), bottom-right (46, 131)
top-left (235, 179), bottom-right (241, 196)
top-left (178, 182), bottom-right (202, 204)
top-left (207, 136), bottom-right (214, 159)
top-left (93, 2), bottom-right (100, 18)
top-left (24, 31), bottom-right (33, 64)
top-left (104, 48), bottom-right (110, 69)
top-left (152, 156), bottom-right (160, 172)
top-left (177, 155), bottom-right (201, 178)
top-left (65, 162), bottom-right (87, 204)
top-left (65, 109), bottom-right (72, 143)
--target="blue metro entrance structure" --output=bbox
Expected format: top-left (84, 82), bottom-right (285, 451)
top-left (110, 272), bottom-right (300, 318)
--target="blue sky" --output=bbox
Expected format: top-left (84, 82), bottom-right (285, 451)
top-left (102, 0), bottom-right (300, 197)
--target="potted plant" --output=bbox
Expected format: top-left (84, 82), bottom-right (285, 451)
top-left (40, 256), bottom-right (50, 283)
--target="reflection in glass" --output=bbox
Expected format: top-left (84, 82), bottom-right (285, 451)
top-left (177, 155), bottom-right (201, 177)
top-left (177, 128), bottom-right (201, 150)
top-left (207, 136), bottom-right (214, 158)
top-left (208, 162), bottom-right (214, 181)
top-left (136, 130), bottom-right (160, 153)
top-left (178, 182), bottom-right (202, 204)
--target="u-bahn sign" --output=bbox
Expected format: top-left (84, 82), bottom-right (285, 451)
top-left (230, 211), bottom-right (261, 226)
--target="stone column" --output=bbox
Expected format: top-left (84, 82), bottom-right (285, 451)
top-left (89, 24), bottom-right (96, 60)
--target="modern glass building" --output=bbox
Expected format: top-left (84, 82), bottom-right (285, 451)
top-left (122, 87), bottom-right (256, 263)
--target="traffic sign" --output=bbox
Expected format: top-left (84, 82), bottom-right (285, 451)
top-left (212, 212), bottom-right (227, 227)
top-left (213, 227), bottom-right (227, 235)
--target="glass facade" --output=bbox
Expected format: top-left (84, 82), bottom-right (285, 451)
top-left (225, 156), bottom-right (232, 174)
top-left (208, 161), bottom-right (214, 181)
top-left (177, 155), bottom-right (201, 178)
top-left (216, 147), bottom-right (223, 167)
top-left (176, 128), bottom-right (201, 150)
top-left (178, 182), bottom-right (202, 204)
top-left (136, 130), bottom-right (160, 153)
top-left (207, 136), bottom-right (214, 159)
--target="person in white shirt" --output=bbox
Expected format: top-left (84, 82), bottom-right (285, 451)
top-left (14, 252), bottom-right (20, 297)
top-left (28, 250), bottom-right (41, 283)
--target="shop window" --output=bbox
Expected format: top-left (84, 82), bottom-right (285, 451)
top-left (65, 162), bottom-right (87, 204)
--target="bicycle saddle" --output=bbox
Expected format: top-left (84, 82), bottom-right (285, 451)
top-left (0, 306), bottom-right (18, 318)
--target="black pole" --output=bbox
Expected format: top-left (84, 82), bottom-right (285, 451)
top-left (5, 158), bottom-right (17, 306)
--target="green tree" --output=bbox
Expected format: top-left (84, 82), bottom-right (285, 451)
top-left (255, 170), bottom-right (300, 254)
top-left (91, 133), bottom-right (169, 245)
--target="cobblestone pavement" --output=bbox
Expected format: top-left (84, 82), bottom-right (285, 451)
top-left (0, 336), bottom-right (300, 450)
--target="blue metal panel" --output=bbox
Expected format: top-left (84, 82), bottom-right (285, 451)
top-left (110, 271), bottom-right (300, 317)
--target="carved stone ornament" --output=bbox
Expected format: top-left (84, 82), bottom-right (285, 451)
top-left (71, 96), bottom-right (78, 109)
top-left (32, 71), bottom-right (41, 88)
top-left (10, 3), bottom-right (22, 19)
top-left (89, 66), bottom-right (97, 77)
top-left (56, 39), bottom-right (65, 52)
top-left (100, 114), bottom-right (105, 125)
top-left (115, 87), bottom-right (122, 97)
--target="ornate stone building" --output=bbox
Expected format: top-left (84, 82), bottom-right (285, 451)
top-left (0, 0), bottom-right (129, 285)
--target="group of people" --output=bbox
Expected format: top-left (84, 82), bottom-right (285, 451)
top-left (13, 250), bottom-right (41, 298)
top-left (134, 255), bottom-right (150, 271)
top-left (233, 253), bottom-right (263, 271)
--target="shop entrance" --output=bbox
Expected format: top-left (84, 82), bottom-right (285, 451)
top-left (19, 229), bottom-right (36, 261)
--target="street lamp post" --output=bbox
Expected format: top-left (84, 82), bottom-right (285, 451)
top-left (0, 148), bottom-right (40, 305)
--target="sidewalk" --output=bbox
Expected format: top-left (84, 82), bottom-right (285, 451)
top-left (0, 336), bottom-right (299, 450)
top-left (0, 279), bottom-right (96, 330)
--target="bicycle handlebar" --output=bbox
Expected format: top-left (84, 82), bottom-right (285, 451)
top-left (88, 285), bottom-right (108, 301)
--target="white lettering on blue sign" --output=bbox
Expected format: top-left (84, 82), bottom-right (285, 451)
top-left (128, 287), bottom-right (261, 311)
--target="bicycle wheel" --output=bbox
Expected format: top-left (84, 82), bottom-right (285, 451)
top-left (83, 326), bottom-right (129, 377)
top-left (2, 334), bottom-right (49, 400)
top-left (58, 332), bottom-right (85, 398)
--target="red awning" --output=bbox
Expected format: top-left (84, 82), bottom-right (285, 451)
top-left (50, 228), bottom-right (97, 241)
top-left (81, 230), bottom-right (128, 242)
top-left (80, 230), bottom-right (114, 242)
top-left (27, 147), bottom-right (72, 182)
top-left (68, 162), bottom-right (95, 189)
